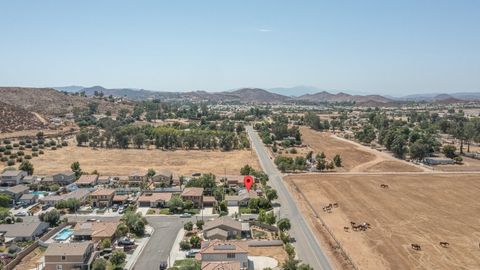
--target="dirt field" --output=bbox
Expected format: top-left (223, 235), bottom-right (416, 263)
top-left (286, 173), bottom-right (480, 270)
top-left (0, 145), bottom-right (260, 176)
top-left (300, 126), bottom-right (424, 172)
top-left (248, 246), bottom-right (287, 265)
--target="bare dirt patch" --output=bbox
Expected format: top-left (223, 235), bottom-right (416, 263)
top-left (286, 173), bottom-right (480, 270)
top-left (300, 126), bottom-right (424, 172)
top-left (12, 145), bottom-right (260, 176)
top-left (248, 246), bottom-right (287, 265)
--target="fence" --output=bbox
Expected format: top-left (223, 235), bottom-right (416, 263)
top-left (3, 222), bottom-right (74, 270)
top-left (291, 181), bottom-right (359, 270)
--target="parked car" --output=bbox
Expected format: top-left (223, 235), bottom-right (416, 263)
top-left (118, 237), bottom-right (135, 246)
top-left (180, 213), bottom-right (192, 218)
top-left (15, 211), bottom-right (28, 216)
top-left (118, 206), bottom-right (125, 214)
top-left (112, 204), bottom-right (119, 212)
top-left (159, 261), bottom-right (168, 270)
top-left (186, 250), bottom-right (199, 258)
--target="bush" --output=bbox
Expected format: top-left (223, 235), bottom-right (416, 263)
top-left (24, 155), bottom-right (32, 160)
top-left (179, 240), bottom-right (191, 250)
top-left (17, 151), bottom-right (24, 156)
top-left (26, 139), bottom-right (32, 143)
top-left (19, 140), bottom-right (26, 145)
top-left (39, 150), bottom-right (45, 155)
top-left (26, 144), bottom-right (32, 149)
top-left (16, 157), bottom-right (23, 162)
top-left (19, 146), bottom-right (25, 150)
top-left (32, 147), bottom-right (38, 151)
top-left (62, 141), bottom-right (68, 146)
top-left (32, 152), bottom-right (38, 157)
top-left (0, 157), bottom-right (7, 162)
top-left (32, 142), bottom-right (38, 146)
top-left (9, 154), bottom-right (17, 159)
top-left (51, 147), bottom-right (57, 150)
top-left (15, 217), bottom-right (23, 223)
top-left (289, 148), bottom-right (297, 154)
top-left (13, 143), bottom-right (19, 147)
top-left (0, 146), bottom-right (5, 152)
top-left (6, 145), bottom-right (12, 150)
top-left (39, 145), bottom-right (45, 149)
top-left (4, 150), bottom-right (11, 155)
top-left (3, 139), bottom-right (11, 144)
top-left (7, 159), bottom-right (15, 166)
top-left (49, 140), bottom-right (56, 146)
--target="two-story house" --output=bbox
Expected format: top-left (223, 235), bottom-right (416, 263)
top-left (89, 189), bottom-right (115, 208)
top-left (0, 170), bottom-right (27, 186)
top-left (181, 187), bottom-right (204, 208)
top-left (199, 240), bottom-right (249, 270)
top-left (128, 171), bottom-right (148, 186)
top-left (44, 241), bottom-right (95, 270)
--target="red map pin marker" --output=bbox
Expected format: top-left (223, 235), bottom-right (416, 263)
top-left (244, 175), bottom-right (253, 192)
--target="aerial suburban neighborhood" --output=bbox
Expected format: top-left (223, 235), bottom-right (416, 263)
top-left (1, 1), bottom-right (480, 270)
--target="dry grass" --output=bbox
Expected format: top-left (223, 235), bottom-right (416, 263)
top-left (248, 246), bottom-right (287, 265)
top-left (286, 173), bottom-right (480, 270)
top-left (435, 156), bottom-right (480, 172)
top-left (12, 145), bottom-right (260, 176)
top-left (300, 126), bottom-right (423, 172)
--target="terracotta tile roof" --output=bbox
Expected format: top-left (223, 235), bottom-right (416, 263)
top-left (200, 240), bottom-right (248, 255)
top-left (90, 188), bottom-right (115, 196)
top-left (138, 192), bottom-right (172, 203)
top-left (181, 187), bottom-right (204, 197)
top-left (44, 241), bottom-right (92, 256)
top-left (204, 216), bottom-right (242, 232)
top-left (203, 196), bottom-right (217, 203)
top-left (74, 221), bottom-right (119, 239)
top-left (76, 174), bottom-right (98, 185)
top-left (201, 261), bottom-right (241, 270)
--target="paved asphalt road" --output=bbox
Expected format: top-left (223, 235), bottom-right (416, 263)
top-left (134, 216), bottom-right (194, 270)
top-left (246, 126), bottom-right (333, 270)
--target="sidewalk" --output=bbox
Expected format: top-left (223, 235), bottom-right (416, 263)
top-left (168, 228), bottom-right (186, 267)
top-left (125, 225), bottom-right (154, 270)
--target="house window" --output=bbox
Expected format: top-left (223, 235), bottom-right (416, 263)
top-left (227, 253), bottom-right (235, 258)
top-left (61, 256), bottom-right (66, 260)
top-left (56, 265), bottom-right (63, 270)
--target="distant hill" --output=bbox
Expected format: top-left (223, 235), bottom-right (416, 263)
top-left (296, 91), bottom-right (393, 104)
top-left (0, 87), bottom-right (132, 116)
top-left (0, 101), bottom-right (46, 133)
top-left (53, 85), bottom-right (85, 92)
top-left (268, 86), bottom-right (324, 96)
top-left (396, 92), bottom-right (480, 102)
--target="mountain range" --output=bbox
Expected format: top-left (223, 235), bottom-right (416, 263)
top-left (54, 85), bottom-right (480, 103)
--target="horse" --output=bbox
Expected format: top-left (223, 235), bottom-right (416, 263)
top-left (411, 244), bottom-right (421, 251)
top-left (343, 226), bottom-right (350, 232)
top-left (440, 242), bottom-right (449, 248)
top-left (333, 202), bottom-right (339, 208)
top-left (380, 184), bottom-right (389, 189)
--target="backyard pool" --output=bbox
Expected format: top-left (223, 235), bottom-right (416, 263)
top-left (54, 227), bottom-right (74, 241)
top-left (31, 191), bottom-right (46, 198)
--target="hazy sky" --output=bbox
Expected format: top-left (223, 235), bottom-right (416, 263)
top-left (0, 1), bottom-right (479, 95)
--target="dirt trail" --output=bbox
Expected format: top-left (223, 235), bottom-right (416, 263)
top-left (32, 112), bottom-right (49, 125)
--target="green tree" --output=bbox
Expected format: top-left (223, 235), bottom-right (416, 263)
top-left (167, 195), bottom-right (184, 213)
top-left (0, 194), bottom-right (11, 208)
top-left (71, 161), bottom-right (82, 178)
top-left (277, 218), bottom-right (291, 232)
top-left (92, 258), bottom-right (107, 270)
top-left (116, 223), bottom-right (129, 237)
top-left (285, 243), bottom-right (296, 259)
top-left (240, 164), bottom-right (254, 175)
top-left (189, 235), bottom-right (201, 248)
top-left (133, 133), bottom-right (146, 149)
top-left (264, 211), bottom-right (276, 225)
top-left (333, 154), bottom-right (342, 167)
top-left (100, 239), bottom-right (111, 249)
top-left (184, 221), bottom-right (193, 231)
top-left (265, 189), bottom-right (278, 202)
top-left (39, 209), bottom-right (61, 227)
top-left (196, 220), bottom-right (205, 230)
top-left (442, 145), bottom-right (457, 159)
top-left (19, 160), bottom-right (34, 175)
top-left (147, 168), bottom-right (156, 178)
top-left (110, 250), bottom-right (126, 266)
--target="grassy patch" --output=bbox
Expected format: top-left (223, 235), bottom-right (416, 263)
top-left (159, 208), bottom-right (171, 215)
top-left (239, 207), bottom-right (252, 214)
top-left (174, 259), bottom-right (200, 270)
top-left (146, 209), bottom-right (156, 215)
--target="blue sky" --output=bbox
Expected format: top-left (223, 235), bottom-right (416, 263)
top-left (0, 1), bottom-right (479, 95)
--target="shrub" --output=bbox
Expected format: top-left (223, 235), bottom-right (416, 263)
top-left (51, 147), bottom-right (57, 150)
top-left (4, 150), bottom-right (11, 155)
top-left (0, 157), bottom-right (7, 162)
top-left (39, 145), bottom-right (45, 149)
top-left (7, 160), bottom-right (15, 166)
top-left (289, 148), bottom-right (297, 154)
top-left (179, 240), bottom-right (191, 250)
top-left (32, 152), bottom-right (38, 157)
top-left (19, 140), bottom-right (26, 145)
top-left (15, 217), bottom-right (23, 223)
top-left (9, 154), bottom-right (17, 159)
top-left (13, 143), bottom-right (19, 147)
top-left (32, 147), bottom-right (38, 151)
top-left (17, 151), bottom-right (24, 156)
top-left (38, 140), bottom-right (44, 145)
top-left (6, 145), bottom-right (12, 150)
top-left (3, 139), bottom-right (11, 144)
top-left (39, 150), bottom-right (45, 155)
top-left (57, 145), bottom-right (62, 148)
top-left (25, 144), bottom-right (32, 149)
top-left (26, 139), bottom-right (32, 143)
top-left (32, 142), bottom-right (38, 146)
top-left (16, 157), bottom-right (23, 162)
top-left (62, 141), bottom-right (68, 146)
top-left (0, 146), bottom-right (5, 152)
top-left (19, 146), bottom-right (25, 150)
top-left (25, 155), bottom-right (32, 160)
top-left (49, 140), bottom-right (56, 146)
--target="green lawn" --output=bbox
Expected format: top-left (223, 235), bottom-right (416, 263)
top-left (174, 259), bottom-right (200, 270)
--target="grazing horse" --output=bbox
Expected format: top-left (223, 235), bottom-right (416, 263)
top-left (350, 221), bottom-right (356, 227)
top-left (380, 184), bottom-right (389, 189)
top-left (411, 244), bottom-right (421, 251)
top-left (440, 242), bottom-right (449, 247)
top-left (343, 226), bottom-right (350, 232)
top-left (333, 202), bottom-right (339, 208)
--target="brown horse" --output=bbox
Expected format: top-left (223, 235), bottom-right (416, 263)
top-left (440, 242), bottom-right (449, 247)
top-left (411, 244), bottom-right (421, 250)
top-left (343, 226), bottom-right (350, 232)
top-left (380, 184), bottom-right (389, 189)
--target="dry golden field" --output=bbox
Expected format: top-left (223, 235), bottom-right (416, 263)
top-left (286, 173), bottom-right (480, 270)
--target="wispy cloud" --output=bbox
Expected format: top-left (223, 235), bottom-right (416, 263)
top-left (257, 28), bottom-right (273, 32)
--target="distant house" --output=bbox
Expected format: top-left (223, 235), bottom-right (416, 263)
top-left (225, 190), bottom-right (257, 207)
top-left (152, 170), bottom-right (173, 184)
top-left (21, 175), bottom-right (42, 185)
top-left (89, 189), bottom-right (115, 208)
top-left (19, 193), bottom-right (39, 205)
top-left (201, 261), bottom-right (241, 270)
top-left (203, 216), bottom-right (242, 240)
top-left (203, 196), bottom-right (217, 207)
top-left (42, 171), bottom-right (76, 186)
top-left (181, 187), bottom-right (204, 208)
top-left (40, 188), bottom-right (92, 206)
top-left (44, 241), bottom-right (95, 270)
top-left (199, 240), bottom-right (249, 270)
top-left (0, 170), bottom-right (27, 186)
top-left (225, 195), bottom-right (240, 207)
top-left (73, 221), bottom-right (119, 242)
top-left (0, 185), bottom-right (30, 202)
top-left (75, 174), bottom-right (98, 187)
top-left (137, 192), bottom-right (172, 208)
top-left (97, 176), bottom-right (112, 185)
top-left (219, 175), bottom-right (243, 188)
top-left (112, 194), bottom-right (129, 205)
top-left (0, 221), bottom-right (49, 241)
top-left (128, 171), bottom-right (148, 185)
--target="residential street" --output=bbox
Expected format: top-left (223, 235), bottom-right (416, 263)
top-left (246, 126), bottom-right (333, 270)
top-left (134, 216), bottom-right (194, 270)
